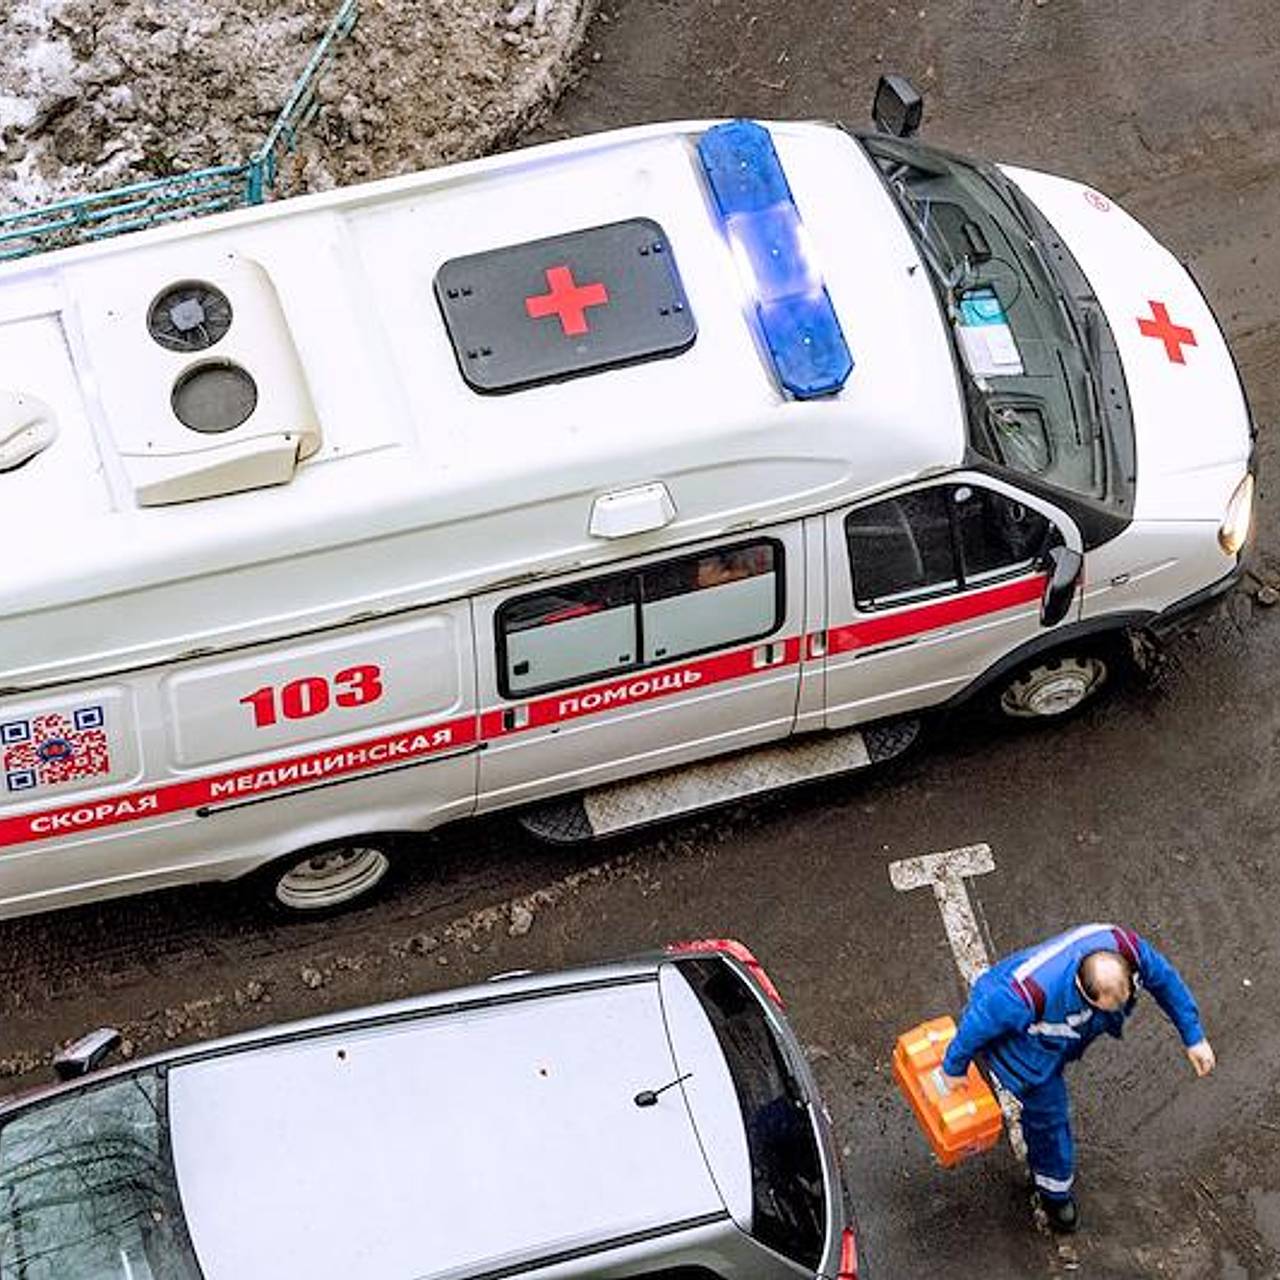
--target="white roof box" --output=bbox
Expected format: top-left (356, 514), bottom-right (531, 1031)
top-left (73, 249), bottom-right (320, 505)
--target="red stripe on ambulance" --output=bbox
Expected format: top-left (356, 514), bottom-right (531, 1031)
top-left (2, 639), bottom-right (806, 848)
top-left (827, 574), bottom-right (1046, 655)
top-left (479, 636), bottom-right (803, 738)
top-left (1, 582), bottom-right (1038, 850)
top-left (0, 715), bottom-right (476, 848)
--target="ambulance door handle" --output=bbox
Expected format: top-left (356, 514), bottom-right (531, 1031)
top-left (852, 633), bottom-right (927, 659)
top-left (502, 705), bottom-right (530, 731)
top-left (753, 642), bottom-right (786, 669)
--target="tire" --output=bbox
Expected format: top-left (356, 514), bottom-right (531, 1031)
top-left (990, 648), bottom-right (1115, 723)
top-left (263, 837), bottom-right (395, 915)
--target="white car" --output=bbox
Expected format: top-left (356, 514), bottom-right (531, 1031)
top-left (0, 941), bottom-right (860, 1279)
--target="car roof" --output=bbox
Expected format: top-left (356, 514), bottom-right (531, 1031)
top-left (166, 971), bottom-right (735, 1279)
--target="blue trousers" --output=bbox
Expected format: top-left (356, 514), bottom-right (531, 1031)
top-left (1015, 1073), bottom-right (1075, 1202)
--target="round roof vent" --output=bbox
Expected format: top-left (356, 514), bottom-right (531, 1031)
top-left (148, 281), bottom-right (233, 352)
top-left (171, 362), bottom-right (258, 434)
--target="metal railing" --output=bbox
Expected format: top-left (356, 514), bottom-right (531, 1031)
top-left (0, 0), bottom-right (358, 263)
top-left (247, 0), bottom-right (359, 202)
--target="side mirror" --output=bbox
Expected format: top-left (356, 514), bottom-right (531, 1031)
top-left (1040, 545), bottom-right (1083, 627)
top-left (872, 74), bottom-right (924, 138)
top-left (53, 1027), bottom-right (122, 1081)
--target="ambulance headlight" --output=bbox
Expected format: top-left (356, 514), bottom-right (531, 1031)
top-left (1218, 471), bottom-right (1254, 556)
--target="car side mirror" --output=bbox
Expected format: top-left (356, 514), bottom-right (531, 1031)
top-left (1040, 545), bottom-right (1083, 627)
top-left (53, 1027), bottom-right (122, 1081)
top-left (872, 74), bottom-right (924, 138)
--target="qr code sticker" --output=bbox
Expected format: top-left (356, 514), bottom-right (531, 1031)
top-left (3, 707), bottom-right (112, 793)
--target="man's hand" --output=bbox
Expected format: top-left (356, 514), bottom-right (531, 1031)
top-left (1186, 1039), bottom-right (1216, 1077)
top-left (940, 1071), bottom-right (969, 1093)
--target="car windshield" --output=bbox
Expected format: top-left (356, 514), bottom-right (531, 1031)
top-left (859, 134), bottom-right (1119, 504)
top-left (0, 1071), bottom-right (201, 1280)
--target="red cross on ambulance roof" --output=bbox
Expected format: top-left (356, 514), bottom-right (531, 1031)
top-left (434, 217), bottom-right (696, 394)
top-left (1137, 300), bottom-right (1197, 365)
top-left (524, 265), bottom-right (610, 337)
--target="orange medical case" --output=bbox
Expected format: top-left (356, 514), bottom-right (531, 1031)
top-left (892, 1015), bottom-right (1003, 1167)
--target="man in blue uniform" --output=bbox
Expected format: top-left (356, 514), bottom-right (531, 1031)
top-left (941, 922), bottom-right (1215, 1233)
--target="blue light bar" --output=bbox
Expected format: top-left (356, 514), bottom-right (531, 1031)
top-left (697, 120), bottom-right (853, 399)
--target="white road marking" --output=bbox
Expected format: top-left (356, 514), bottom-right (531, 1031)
top-left (889, 843), bottom-right (1028, 1163)
top-left (889, 844), bottom-right (995, 986)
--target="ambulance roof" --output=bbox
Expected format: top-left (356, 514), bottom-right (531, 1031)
top-left (0, 119), bottom-right (965, 685)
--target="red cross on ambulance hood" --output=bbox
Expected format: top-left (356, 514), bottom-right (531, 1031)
top-left (1002, 165), bottom-right (1251, 522)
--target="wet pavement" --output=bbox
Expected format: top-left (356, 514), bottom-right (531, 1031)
top-left (3, 4), bottom-right (1280, 1278)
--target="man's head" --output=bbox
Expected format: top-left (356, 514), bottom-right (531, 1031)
top-left (1077, 949), bottom-right (1135, 1011)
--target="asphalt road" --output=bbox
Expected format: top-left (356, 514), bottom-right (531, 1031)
top-left (3, 4), bottom-right (1280, 1278)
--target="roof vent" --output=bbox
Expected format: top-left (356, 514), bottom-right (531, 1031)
top-left (171, 362), bottom-right (259, 433)
top-left (147, 282), bottom-right (234, 353)
top-left (0, 390), bottom-right (57, 471)
top-left (75, 250), bottom-right (321, 505)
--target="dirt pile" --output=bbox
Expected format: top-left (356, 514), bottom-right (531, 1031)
top-left (0, 0), bottom-right (590, 211)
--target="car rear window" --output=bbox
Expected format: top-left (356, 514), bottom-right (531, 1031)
top-left (676, 957), bottom-right (826, 1269)
top-left (632, 1271), bottom-right (728, 1279)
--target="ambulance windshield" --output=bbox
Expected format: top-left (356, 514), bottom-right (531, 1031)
top-left (859, 135), bottom-right (1133, 509)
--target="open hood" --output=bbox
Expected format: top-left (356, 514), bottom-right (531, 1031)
top-left (1002, 165), bottom-right (1251, 522)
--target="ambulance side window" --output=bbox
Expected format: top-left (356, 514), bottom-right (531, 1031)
top-left (953, 485), bottom-right (1053, 583)
top-left (640, 542), bottom-right (780, 663)
top-left (845, 489), bottom-right (958, 608)
top-left (846, 485), bottom-right (1056, 609)
top-left (500, 575), bottom-right (638, 694)
top-left (497, 540), bottom-right (783, 696)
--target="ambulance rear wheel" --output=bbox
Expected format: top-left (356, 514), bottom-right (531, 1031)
top-left (994, 651), bottom-right (1111, 721)
top-left (268, 839), bottom-right (394, 914)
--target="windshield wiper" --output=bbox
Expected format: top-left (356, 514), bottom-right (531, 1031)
top-left (1013, 216), bottom-right (1107, 446)
top-left (1081, 307), bottom-right (1107, 432)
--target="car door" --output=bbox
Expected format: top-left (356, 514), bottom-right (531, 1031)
top-left (822, 476), bottom-right (1082, 727)
top-left (473, 528), bottom-right (805, 813)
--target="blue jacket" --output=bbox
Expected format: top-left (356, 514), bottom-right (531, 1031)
top-left (941, 923), bottom-right (1205, 1095)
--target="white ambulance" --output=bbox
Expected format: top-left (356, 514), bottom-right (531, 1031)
top-left (0, 81), bottom-right (1254, 919)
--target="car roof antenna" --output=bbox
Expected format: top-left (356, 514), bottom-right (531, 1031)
top-left (634, 1071), bottom-right (693, 1107)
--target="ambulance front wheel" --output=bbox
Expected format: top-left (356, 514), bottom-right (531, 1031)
top-left (267, 839), bottom-right (395, 914)
top-left (994, 650), bottom-right (1112, 721)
